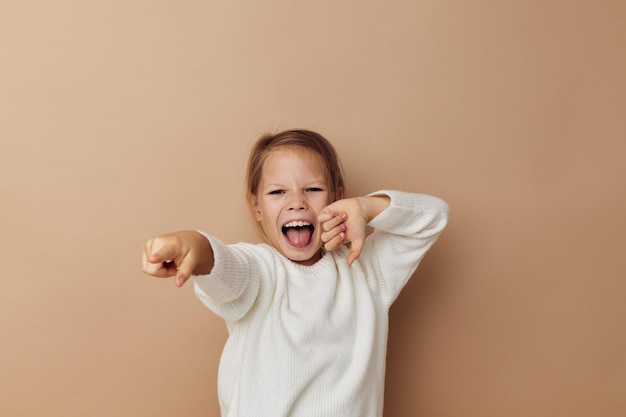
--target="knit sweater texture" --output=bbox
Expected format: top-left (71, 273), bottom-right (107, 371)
top-left (193, 190), bottom-right (449, 417)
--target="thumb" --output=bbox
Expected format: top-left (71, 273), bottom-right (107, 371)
top-left (347, 238), bottom-right (364, 266)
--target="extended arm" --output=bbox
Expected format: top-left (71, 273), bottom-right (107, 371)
top-left (142, 230), bottom-right (214, 287)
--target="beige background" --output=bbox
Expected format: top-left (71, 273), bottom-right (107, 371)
top-left (1, 1), bottom-right (625, 416)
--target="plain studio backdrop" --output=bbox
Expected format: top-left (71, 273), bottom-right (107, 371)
top-left (1, 1), bottom-right (625, 416)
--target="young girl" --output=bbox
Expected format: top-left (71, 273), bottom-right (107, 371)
top-left (141, 129), bottom-right (448, 417)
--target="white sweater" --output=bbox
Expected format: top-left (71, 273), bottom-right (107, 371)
top-left (193, 191), bottom-right (449, 417)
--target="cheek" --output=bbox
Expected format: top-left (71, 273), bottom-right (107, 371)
top-left (315, 193), bottom-right (331, 209)
top-left (260, 223), bottom-right (281, 244)
top-left (256, 200), bottom-right (279, 223)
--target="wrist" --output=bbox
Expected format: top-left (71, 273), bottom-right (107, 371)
top-left (188, 231), bottom-right (214, 275)
top-left (359, 195), bottom-right (390, 223)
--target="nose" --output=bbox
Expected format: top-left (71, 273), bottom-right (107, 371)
top-left (287, 191), bottom-right (307, 211)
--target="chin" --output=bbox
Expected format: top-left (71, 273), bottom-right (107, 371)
top-left (283, 245), bottom-right (322, 266)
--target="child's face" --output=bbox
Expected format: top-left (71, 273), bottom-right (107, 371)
top-left (251, 146), bottom-right (331, 265)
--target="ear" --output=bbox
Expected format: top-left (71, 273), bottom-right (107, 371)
top-left (337, 187), bottom-right (344, 200)
top-left (248, 194), bottom-right (263, 222)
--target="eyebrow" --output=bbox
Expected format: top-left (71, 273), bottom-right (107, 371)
top-left (262, 180), bottom-right (327, 190)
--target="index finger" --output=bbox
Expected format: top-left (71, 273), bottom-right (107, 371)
top-left (320, 212), bottom-right (347, 232)
top-left (146, 241), bottom-right (177, 264)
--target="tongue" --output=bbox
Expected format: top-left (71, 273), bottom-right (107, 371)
top-left (285, 227), bottom-right (312, 248)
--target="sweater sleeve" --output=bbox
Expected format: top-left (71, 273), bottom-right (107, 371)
top-left (361, 190), bottom-right (449, 308)
top-left (192, 233), bottom-right (267, 322)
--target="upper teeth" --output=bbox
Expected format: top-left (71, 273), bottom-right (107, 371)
top-left (284, 221), bottom-right (311, 228)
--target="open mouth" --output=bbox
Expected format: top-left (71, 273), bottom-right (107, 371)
top-left (282, 221), bottom-right (315, 248)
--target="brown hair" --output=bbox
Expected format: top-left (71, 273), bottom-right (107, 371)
top-left (246, 129), bottom-right (345, 235)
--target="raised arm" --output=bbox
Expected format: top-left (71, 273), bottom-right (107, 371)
top-left (318, 195), bottom-right (391, 265)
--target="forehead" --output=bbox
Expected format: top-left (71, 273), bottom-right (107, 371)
top-left (262, 146), bottom-right (327, 177)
